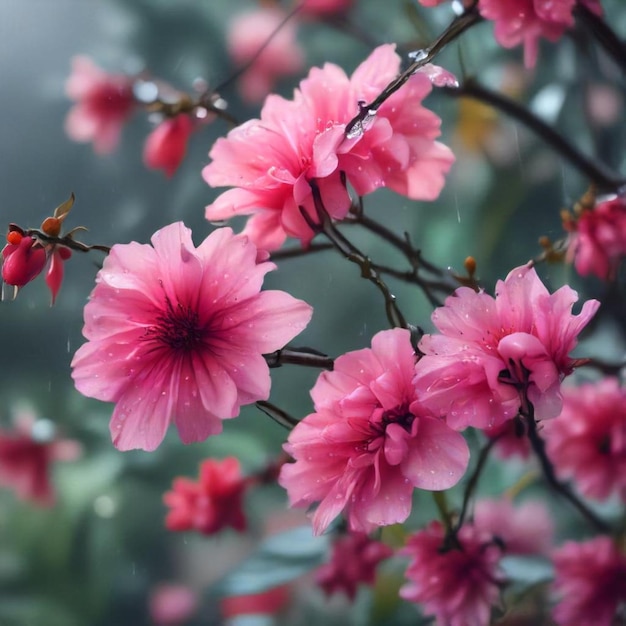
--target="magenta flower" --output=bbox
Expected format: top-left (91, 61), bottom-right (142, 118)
top-left (565, 195), bottom-right (626, 280)
top-left (315, 532), bottom-right (393, 601)
top-left (65, 55), bottom-right (136, 154)
top-left (163, 457), bottom-right (248, 535)
top-left (71, 222), bottom-right (312, 451)
top-left (543, 378), bottom-right (626, 502)
top-left (551, 536), bottom-right (626, 626)
top-left (478, 0), bottom-right (603, 68)
top-left (299, 0), bottom-right (354, 16)
top-left (227, 8), bottom-right (304, 104)
top-left (1, 232), bottom-right (46, 288)
top-left (414, 265), bottom-right (600, 430)
top-left (143, 114), bottom-right (194, 178)
top-left (204, 44), bottom-right (454, 251)
top-left (279, 328), bottom-right (469, 535)
top-left (400, 521), bottom-right (504, 626)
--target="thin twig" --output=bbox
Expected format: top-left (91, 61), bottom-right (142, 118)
top-left (575, 4), bottom-right (626, 71)
top-left (264, 347), bottom-right (334, 370)
top-left (269, 242), bottom-right (333, 261)
top-left (255, 400), bottom-right (300, 430)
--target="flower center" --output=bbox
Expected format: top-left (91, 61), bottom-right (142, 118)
top-left (371, 403), bottom-right (415, 435)
top-left (147, 296), bottom-right (204, 352)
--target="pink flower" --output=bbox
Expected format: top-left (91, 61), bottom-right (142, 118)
top-left (227, 8), bottom-right (304, 104)
top-left (473, 498), bottom-right (554, 555)
top-left (163, 457), bottom-right (247, 535)
top-left (400, 521), bottom-right (504, 626)
top-left (551, 536), bottom-right (626, 626)
top-left (0, 410), bottom-right (80, 506)
top-left (417, 0), bottom-right (448, 6)
top-left (71, 222), bottom-right (312, 451)
top-left (149, 584), bottom-right (198, 626)
top-left (543, 378), bottom-right (626, 502)
top-left (299, 0), bottom-right (354, 16)
top-left (414, 265), bottom-right (600, 430)
top-left (143, 114), bottom-right (194, 177)
top-left (221, 586), bottom-right (290, 620)
top-left (65, 56), bottom-right (136, 154)
top-left (478, 0), bottom-right (603, 68)
top-left (2, 232), bottom-right (46, 288)
top-left (279, 328), bottom-right (469, 535)
top-left (204, 44), bottom-right (454, 251)
top-left (565, 195), bottom-right (626, 280)
top-left (315, 532), bottom-right (393, 600)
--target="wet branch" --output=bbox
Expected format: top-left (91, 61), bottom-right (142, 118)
top-left (264, 347), bottom-right (334, 370)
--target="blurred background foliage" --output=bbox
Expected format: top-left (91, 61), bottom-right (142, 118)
top-left (0, 0), bottom-right (625, 624)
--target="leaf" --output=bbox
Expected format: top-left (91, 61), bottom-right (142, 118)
top-left (53, 193), bottom-right (75, 219)
top-left (214, 526), bottom-right (329, 597)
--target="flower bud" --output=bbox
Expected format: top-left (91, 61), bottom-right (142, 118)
top-left (1, 235), bottom-right (46, 287)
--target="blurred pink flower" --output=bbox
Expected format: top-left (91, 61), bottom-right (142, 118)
top-left (565, 195), bottom-right (626, 280)
top-left (221, 585), bottom-right (290, 620)
top-left (65, 55), bottom-right (136, 154)
top-left (71, 223), bottom-right (312, 451)
top-left (279, 328), bottom-right (469, 535)
top-left (143, 114), bottom-right (194, 178)
top-left (543, 378), bottom-right (626, 502)
top-left (400, 521), bottom-right (504, 626)
top-left (204, 44), bottom-right (453, 251)
top-left (414, 265), bottom-right (599, 430)
top-left (315, 532), bottom-right (393, 600)
top-left (417, 0), bottom-right (448, 6)
top-left (0, 410), bottom-right (80, 506)
top-left (299, 0), bottom-right (354, 16)
top-left (473, 498), bottom-right (554, 555)
top-left (149, 584), bottom-right (198, 626)
top-left (164, 457), bottom-right (247, 535)
top-left (551, 536), bottom-right (626, 626)
top-left (227, 8), bottom-right (304, 104)
top-left (478, 0), bottom-right (603, 68)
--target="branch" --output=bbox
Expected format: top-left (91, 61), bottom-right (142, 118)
top-left (264, 347), bottom-right (334, 370)
top-left (575, 4), bottom-right (626, 71)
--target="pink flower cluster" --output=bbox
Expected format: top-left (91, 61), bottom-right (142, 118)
top-left (543, 377), bottom-right (626, 502)
top-left (400, 498), bottom-right (553, 626)
top-left (551, 536), bottom-right (626, 626)
top-left (279, 328), bottom-right (469, 535)
top-left (414, 265), bottom-right (599, 430)
top-left (565, 195), bottom-right (626, 280)
top-left (71, 222), bottom-right (312, 451)
top-left (315, 532), bottom-right (393, 600)
top-left (204, 44), bottom-right (454, 251)
top-left (163, 457), bottom-right (248, 535)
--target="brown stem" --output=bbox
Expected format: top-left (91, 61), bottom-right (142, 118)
top-left (575, 3), bottom-right (626, 71)
top-left (255, 400), bottom-right (300, 430)
top-left (269, 242), bottom-right (333, 261)
top-left (264, 347), bottom-right (334, 370)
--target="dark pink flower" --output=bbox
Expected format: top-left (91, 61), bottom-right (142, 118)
top-left (414, 265), bottom-right (599, 430)
top-left (204, 44), bottom-right (453, 251)
top-left (227, 8), bottom-right (304, 104)
top-left (473, 498), bottom-right (554, 555)
top-left (315, 532), bottom-right (393, 600)
top-left (400, 521), bottom-right (504, 626)
top-left (221, 585), bottom-right (290, 620)
top-left (299, 0), bottom-right (354, 16)
top-left (279, 328), bottom-right (469, 535)
top-left (71, 222), bottom-right (312, 451)
top-left (149, 584), bottom-right (198, 626)
top-left (65, 56), bottom-right (136, 154)
top-left (1, 232), bottom-right (47, 288)
top-left (163, 457), bottom-right (247, 535)
top-left (0, 410), bottom-right (80, 506)
top-left (143, 115), bottom-right (194, 178)
top-left (478, 0), bottom-right (603, 68)
top-left (551, 536), bottom-right (626, 626)
top-left (565, 195), bottom-right (626, 280)
top-left (543, 378), bottom-right (626, 502)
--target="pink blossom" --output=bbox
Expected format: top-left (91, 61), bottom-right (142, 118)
top-left (1, 233), bottom-right (46, 288)
top-left (204, 44), bottom-right (454, 251)
top-left (279, 328), bottom-right (469, 535)
top-left (543, 378), bottom-right (626, 502)
top-left (315, 532), bottom-right (393, 600)
top-left (149, 584), bottom-right (198, 626)
top-left (163, 457), bottom-right (247, 535)
top-left (227, 8), bottom-right (304, 104)
top-left (478, 0), bottom-right (603, 68)
top-left (551, 536), bottom-right (626, 626)
top-left (565, 195), bottom-right (626, 280)
top-left (71, 222), bottom-right (312, 451)
top-left (143, 114), bottom-right (194, 177)
top-left (299, 0), bottom-right (354, 16)
top-left (473, 498), bottom-right (554, 555)
top-left (221, 585), bottom-right (290, 620)
top-left (400, 521), bottom-right (504, 626)
top-left (417, 0), bottom-right (448, 6)
top-left (65, 55), bottom-right (136, 154)
top-left (0, 410), bottom-right (80, 506)
top-left (414, 265), bottom-right (599, 430)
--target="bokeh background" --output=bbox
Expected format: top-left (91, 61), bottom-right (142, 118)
top-left (1, 1), bottom-right (625, 624)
